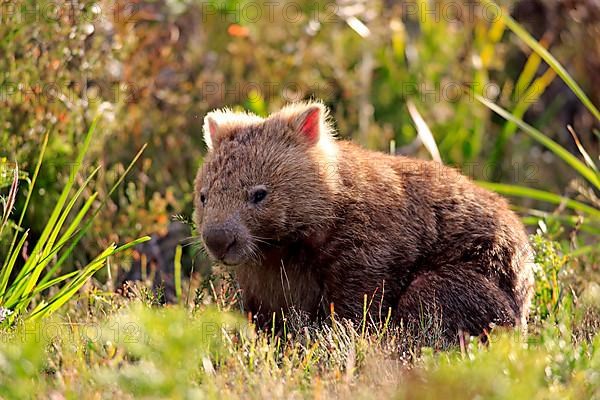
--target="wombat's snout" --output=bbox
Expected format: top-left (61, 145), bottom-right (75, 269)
top-left (203, 227), bottom-right (236, 262)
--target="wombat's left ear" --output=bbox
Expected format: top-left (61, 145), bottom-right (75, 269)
top-left (290, 104), bottom-right (325, 145)
top-left (203, 116), bottom-right (218, 151)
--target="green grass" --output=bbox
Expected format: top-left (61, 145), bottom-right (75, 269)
top-left (473, 0), bottom-right (600, 250)
top-left (0, 120), bottom-right (150, 324)
top-left (0, 235), bottom-right (598, 399)
top-left (480, 0), bottom-right (600, 121)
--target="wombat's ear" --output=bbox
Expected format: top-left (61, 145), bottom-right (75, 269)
top-left (203, 116), bottom-right (219, 151)
top-left (203, 109), bottom-right (264, 150)
top-left (289, 104), bottom-right (325, 145)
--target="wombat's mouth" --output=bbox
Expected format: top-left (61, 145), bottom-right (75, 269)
top-left (219, 252), bottom-right (246, 267)
top-left (203, 237), bottom-right (257, 267)
top-left (205, 244), bottom-right (248, 267)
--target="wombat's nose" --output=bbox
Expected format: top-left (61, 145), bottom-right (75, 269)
top-left (203, 228), bottom-right (236, 260)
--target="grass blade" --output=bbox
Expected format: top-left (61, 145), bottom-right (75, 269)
top-left (28, 237), bottom-right (149, 320)
top-left (567, 125), bottom-right (598, 173)
top-left (406, 100), bottom-right (442, 163)
top-left (12, 120), bottom-right (98, 285)
top-left (37, 194), bottom-right (98, 286)
top-left (0, 163), bottom-right (19, 237)
top-left (490, 67), bottom-right (556, 167)
top-left (52, 144), bottom-right (148, 271)
top-left (477, 181), bottom-right (600, 218)
top-left (480, 0), bottom-right (600, 121)
top-left (42, 166), bottom-right (100, 255)
top-left (33, 271), bottom-right (79, 295)
top-left (18, 168), bottom-right (102, 298)
top-left (2, 131), bottom-right (48, 275)
top-left (513, 37), bottom-right (546, 99)
top-left (174, 244), bottom-right (183, 302)
top-left (28, 247), bottom-right (115, 320)
top-left (475, 94), bottom-right (600, 190)
top-left (0, 230), bottom-right (29, 297)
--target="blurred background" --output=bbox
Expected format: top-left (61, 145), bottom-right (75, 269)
top-left (1, 0), bottom-right (598, 297)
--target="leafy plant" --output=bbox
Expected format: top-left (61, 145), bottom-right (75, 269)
top-left (0, 119), bottom-right (149, 323)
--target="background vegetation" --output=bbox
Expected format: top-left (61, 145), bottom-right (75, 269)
top-left (0, 0), bottom-right (598, 398)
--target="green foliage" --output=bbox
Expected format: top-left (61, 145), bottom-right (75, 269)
top-left (93, 305), bottom-right (244, 397)
top-left (0, 120), bottom-right (149, 323)
top-left (0, 0), bottom-right (120, 233)
top-left (480, 0), bottom-right (600, 121)
top-left (530, 233), bottom-right (568, 321)
top-left (473, 1), bottom-right (600, 248)
top-left (0, 306), bottom-right (244, 398)
top-left (0, 321), bottom-right (49, 398)
top-left (400, 321), bottom-right (600, 399)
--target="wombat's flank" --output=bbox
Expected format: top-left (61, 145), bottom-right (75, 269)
top-left (194, 101), bottom-right (534, 342)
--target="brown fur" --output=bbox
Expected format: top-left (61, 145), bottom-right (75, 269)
top-left (194, 102), bottom-right (535, 342)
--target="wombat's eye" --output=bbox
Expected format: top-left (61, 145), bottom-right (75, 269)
top-left (248, 185), bottom-right (268, 205)
top-left (199, 189), bottom-right (207, 205)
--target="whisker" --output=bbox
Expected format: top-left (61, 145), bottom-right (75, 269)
top-left (180, 235), bottom-right (202, 244)
top-left (181, 241), bottom-right (201, 249)
top-left (246, 241), bottom-right (264, 265)
top-left (249, 234), bottom-right (275, 241)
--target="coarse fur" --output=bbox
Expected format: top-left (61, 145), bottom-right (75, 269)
top-left (194, 101), bottom-right (535, 342)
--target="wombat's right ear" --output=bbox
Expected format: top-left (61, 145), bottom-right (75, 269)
top-left (282, 102), bottom-right (328, 146)
top-left (203, 116), bottom-right (219, 151)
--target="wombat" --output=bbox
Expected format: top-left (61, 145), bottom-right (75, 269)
top-left (194, 101), bottom-right (534, 342)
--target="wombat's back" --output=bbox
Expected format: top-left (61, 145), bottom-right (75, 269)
top-left (327, 141), bottom-right (534, 331)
